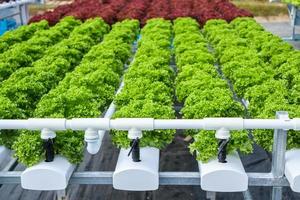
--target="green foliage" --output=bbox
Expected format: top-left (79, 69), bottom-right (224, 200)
top-left (115, 79), bottom-right (173, 107)
top-left (253, 99), bottom-right (297, 152)
top-left (204, 17), bottom-right (300, 154)
top-left (174, 18), bottom-right (252, 162)
top-left (245, 80), bottom-right (288, 116)
top-left (182, 88), bottom-right (244, 119)
top-left (112, 100), bottom-right (175, 148)
top-left (0, 17), bottom-right (81, 82)
top-left (12, 19), bottom-right (139, 166)
top-left (0, 20), bottom-right (49, 54)
top-left (12, 131), bottom-right (43, 166)
top-left (0, 96), bottom-right (24, 148)
top-left (12, 130), bottom-right (85, 166)
top-left (176, 78), bottom-right (227, 103)
top-left (190, 130), bottom-right (253, 163)
top-left (112, 19), bottom-right (175, 149)
top-left (54, 131), bottom-right (85, 164)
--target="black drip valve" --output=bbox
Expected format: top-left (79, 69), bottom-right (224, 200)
top-left (128, 137), bottom-right (141, 162)
top-left (43, 138), bottom-right (55, 162)
top-left (217, 139), bottom-right (230, 163)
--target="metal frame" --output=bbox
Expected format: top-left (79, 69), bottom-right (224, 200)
top-left (0, 171), bottom-right (290, 186)
top-left (283, 4), bottom-right (300, 41)
top-left (269, 1), bottom-right (300, 40)
top-left (0, 0), bottom-right (43, 25)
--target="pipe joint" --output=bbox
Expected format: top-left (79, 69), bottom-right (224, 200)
top-left (293, 118), bottom-right (300, 130)
top-left (128, 128), bottom-right (143, 139)
top-left (41, 128), bottom-right (56, 140)
top-left (215, 128), bottom-right (230, 140)
top-left (84, 128), bottom-right (99, 141)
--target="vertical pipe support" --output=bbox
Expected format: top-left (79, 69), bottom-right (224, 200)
top-left (271, 111), bottom-right (289, 200)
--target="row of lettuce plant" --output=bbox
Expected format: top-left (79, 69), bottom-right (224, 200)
top-left (0, 18), bottom-right (109, 157)
top-left (12, 19), bottom-right (139, 166)
top-left (0, 20), bottom-right (49, 54)
top-left (204, 17), bottom-right (300, 153)
top-left (230, 18), bottom-right (300, 152)
top-left (174, 17), bottom-right (252, 162)
top-left (0, 17), bottom-right (81, 83)
top-left (111, 18), bottom-right (176, 149)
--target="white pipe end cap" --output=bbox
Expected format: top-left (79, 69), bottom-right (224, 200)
top-left (285, 149), bottom-right (300, 192)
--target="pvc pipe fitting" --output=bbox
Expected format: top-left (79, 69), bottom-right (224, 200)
top-left (203, 118), bottom-right (244, 130)
top-left (41, 128), bottom-right (56, 140)
top-left (215, 128), bottom-right (230, 140)
top-left (110, 118), bottom-right (154, 131)
top-left (67, 118), bottom-right (110, 130)
top-left (85, 128), bottom-right (100, 155)
top-left (293, 118), bottom-right (300, 130)
top-left (28, 118), bottom-right (66, 131)
top-left (128, 128), bottom-right (143, 139)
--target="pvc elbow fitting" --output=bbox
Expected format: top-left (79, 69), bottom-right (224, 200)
top-left (85, 128), bottom-right (100, 155)
top-left (86, 139), bottom-right (101, 155)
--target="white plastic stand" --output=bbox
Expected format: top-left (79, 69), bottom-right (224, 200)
top-left (21, 156), bottom-right (75, 190)
top-left (198, 151), bottom-right (248, 192)
top-left (113, 147), bottom-right (159, 191)
top-left (285, 149), bottom-right (300, 192)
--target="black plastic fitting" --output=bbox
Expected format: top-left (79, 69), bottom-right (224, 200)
top-left (43, 138), bottom-right (55, 162)
top-left (217, 139), bottom-right (230, 163)
top-left (128, 137), bottom-right (141, 162)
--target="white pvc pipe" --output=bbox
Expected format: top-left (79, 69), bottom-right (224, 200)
top-left (243, 119), bottom-right (297, 130)
top-left (110, 118), bottom-right (154, 130)
top-left (154, 119), bottom-right (204, 129)
top-left (28, 118), bottom-right (66, 130)
top-left (0, 118), bottom-right (300, 131)
top-left (0, 120), bottom-right (27, 129)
